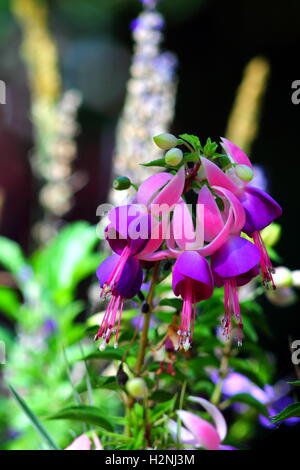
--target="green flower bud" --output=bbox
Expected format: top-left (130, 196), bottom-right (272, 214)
top-left (272, 267), bottom-right (293, 288)
top-left (126, 378), bottom-right (147, 398)
top-left (113, 176), bottom-right (131, 190)
top-left (292, 270), bottom-right (300, 288)
top-left (165, 148), bottom-right (183, 166)
top-left (153, 133), bottom-right (178, 150)
top-left (234, 164), bottom-right (254, 181)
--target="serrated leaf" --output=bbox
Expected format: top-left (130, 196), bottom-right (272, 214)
top-left (179, 134), bottom-right (202, 151)
top-left (225, 393), bottom-right (268, 416)
top-left (47, 405), bottom-right (114, 431)
top-left (270, 402), bottom-right (300, 423)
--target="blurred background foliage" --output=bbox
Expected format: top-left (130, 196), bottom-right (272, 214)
top-left (0, 0), bottom-right (300, 450)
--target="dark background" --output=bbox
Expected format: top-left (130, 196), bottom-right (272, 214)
top-left (0, 0), bottom-right (299, 449)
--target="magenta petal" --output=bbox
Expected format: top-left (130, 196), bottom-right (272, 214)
top-left (197, 209), bottom-right (234, 256)
top-left (220, 137), bottom-right (252, 168)
top-left (177, 411), bottom-right (221, 450)
top-left (201, 157), bottom-right (238, 194)
top-left (242, 186), bottom-right (282, 235)
top-left (152, 165), bottom-right (185, 209)
top-left (172, 251), bottom-right (214, 302)
top-left (211, 235), bottom-right (260, 280)
top-left (198, 185), bottom-right (224, 241)
top-left (137, 172), bottom-right (172, 206)
top-left (213, 186), bottom-right (246, 233)
top-left (172, 200), bottom-right (197, 249)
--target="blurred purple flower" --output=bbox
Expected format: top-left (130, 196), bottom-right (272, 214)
top-left (212, 371), bottom-right (300, 428)
top-left (43, 318), bottom-right (57, 336)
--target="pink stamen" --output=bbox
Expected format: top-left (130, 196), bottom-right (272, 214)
top-left (177, 280), bottom-right (195, 351)
top-left (223, 278), bottom-right (243, 346)
top-left (252, 231), bottom-right (276, 290)
top-left (101, 245), bottom-right (131, 298)
top-left (95, 294), bottom-right (124, 349)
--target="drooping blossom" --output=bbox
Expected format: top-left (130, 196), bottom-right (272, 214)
top-left (201, 138), bottom-right (282, 288)
top-left (172, 251), bottom-right (214, 350)
top-left (96, 254), bottom-right (143, 349)
top-left (168, 396), bottom-right (235, 450)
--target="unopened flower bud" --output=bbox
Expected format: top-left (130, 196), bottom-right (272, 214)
top-left (235, 164), bottom-right (254, 181)
top-left (165, 148), bottom-right (183, 166)
top-left (266, 287), bottom-right (297, 307)
top-left (272, 267), bottom-right (293, 288)
top-left (292, 270), bottom-right (300, 288)
top-left (113, 176), bottom-right (131, 190)
top-left (153, 133), bottom-right (178, 150)
top-left (126, 378), bottom-right (148, 398)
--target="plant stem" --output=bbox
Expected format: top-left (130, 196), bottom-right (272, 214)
top-left (135, 262), bottom-right (160, 376)
top-left (210, 340), bottom-right (232, 406)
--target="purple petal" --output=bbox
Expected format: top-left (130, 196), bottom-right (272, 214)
top-left (172, 251), bottom-right (214, 302)
top-left (241, 186), bottom-right (282, 236)
top-left (96, 255), bottom-right (143, 298)
top-left (211, 235), bottom-right (260, 282)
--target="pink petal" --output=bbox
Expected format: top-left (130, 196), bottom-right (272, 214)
top-left (172, 200), bottom-right (198, 249)
top-left (213, 186), bottom-right (246, 233)
top-left (138, 249), bottom-right (175, 262)
top-left (177, 410), bottom-right (221, 450)
top-left (221, 137), bottom-right (252, 168)
top-left (151, 166), bottom-right (185, 210)
top-left (167, 419), bottom-right (198, 446)
top-left (197, 209), bottom-right (234, 256)
top-left (198, 185), bottom-right (224, 241)
top-left (137, 172), bottom-right (172, 206)
top-left (188, 396), bottom-right (227, 441)
top-left (201, 157), bottom-right (238, 194)
top-left (65, 434), bottom-right (92, 451)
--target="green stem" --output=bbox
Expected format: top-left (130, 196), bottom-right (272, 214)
top-left (210, 340), bottom-right (232, 406)
top-left (135, 262), bottom-right (160, 376)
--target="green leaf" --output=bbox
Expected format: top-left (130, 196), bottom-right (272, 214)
top-left (140, 158), bottom-right (167, 168)
top-left (178, 134), bottom-right (202, 151)
top-left (270, 402), bottom-right (300, 423)
top-left (151, 390), bottom-right (174, 403)
top-left (0, 286), bottom-right (20, 320)
top-left (48, 405), bottom-right (114, 431)
top-left (81, 347), bottom-right (125, 361)
top-left (32, 222), bottom-right (99, 297)
top-left (76, 376), bottom-right (118, 394)
top-left (9, 384), bottom-right (60, 450)
top-left (0, 237), bottom-right (27, 275)
top-left (159, 298), bottom-right (183, 311)
top-left (288, 381), bottom-right (300, 387)
top-left (224, 393), bottom-right (268, 416)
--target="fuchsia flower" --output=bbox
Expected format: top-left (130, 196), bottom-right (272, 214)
top-left (172, 251), bottom-right (214, 350)
top-left (168, 396), bottom-right (234, 450)
top-left (95, 136), bottom-right (282, 350)
top-left (95, 254), bottom-right (143, 348)
top-left (202, 138), bottom-right (282, 288)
